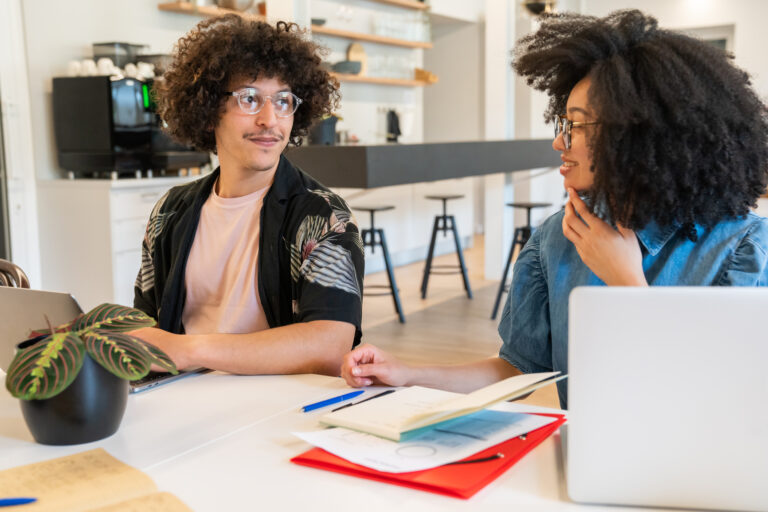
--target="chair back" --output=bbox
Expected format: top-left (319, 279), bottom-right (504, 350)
top-left (0, 259), bottom-right (30, 288)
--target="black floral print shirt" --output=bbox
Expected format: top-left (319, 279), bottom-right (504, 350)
top-left (134, 156), bottom-right (364, 346)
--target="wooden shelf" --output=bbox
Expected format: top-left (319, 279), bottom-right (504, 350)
top-left (330, 73), bottom-right (431, 87)
top-left (311, 25), bottom-right (432, 49)
top-left (158, 2), bottom-right (264, 20)
top-left (368, 0), bottom-right (430, 10)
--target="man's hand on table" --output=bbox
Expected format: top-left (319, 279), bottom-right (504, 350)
top-left (130, 327), bottom-right (194, 371)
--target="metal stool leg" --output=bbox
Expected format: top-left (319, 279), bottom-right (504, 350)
top-left (367, 211), bottom-right (376, 254)
top-left (491, 227), bottom-right (522, 320)
top-left (420, 216), bottom-right (440, 299)
top-left (377, 229), bottom-right (405, 323)
top-left (361, 228), bottom-right (372, 250)
top-left (519, 226), bottom-right (532, 247)
top-left (448, 215), bottom-right (473, 299)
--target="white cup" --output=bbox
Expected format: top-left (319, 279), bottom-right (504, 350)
top-left (81, 59), bottom-right (97, 76)
top-left (66, 60), bottom-right (82, 77)
top-left (136, 62), bottom-right (155, 79)
top-left (97, 58), bottom-right (114, 75)
top-left (124, 63), bottom-right (138, 78)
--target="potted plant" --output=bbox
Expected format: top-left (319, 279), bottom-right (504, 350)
top-left (4, 303), bottom-right (177, 445)
top-left (308, 113), bottom-right (343, 146)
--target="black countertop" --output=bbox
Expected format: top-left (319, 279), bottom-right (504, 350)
top-left (284, 139), bottom-right (560, 188)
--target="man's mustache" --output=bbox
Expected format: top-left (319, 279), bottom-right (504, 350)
top-left (243, 131), bottom-right (284, 140)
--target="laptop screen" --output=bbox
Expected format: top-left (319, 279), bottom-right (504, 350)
top-left (0, 288), bottom-right (83, 371)
top-left (566, 286), bottom-right (768, 511)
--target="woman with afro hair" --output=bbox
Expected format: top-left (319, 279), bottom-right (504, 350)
top-left (341, 9), bottom-right (768, 408)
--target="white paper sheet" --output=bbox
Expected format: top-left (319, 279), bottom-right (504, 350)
top-left (294, 404), bottom-right (557, 473)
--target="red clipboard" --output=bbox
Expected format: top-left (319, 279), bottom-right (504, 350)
top-left (291, 413), bottom-right (566, 499)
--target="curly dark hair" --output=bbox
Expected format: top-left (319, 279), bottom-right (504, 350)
top-left (156, 14), bottom-right (339, 150)
top-left (513, 9), bottom-right (768, 237)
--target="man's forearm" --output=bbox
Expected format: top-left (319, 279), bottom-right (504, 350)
top-left (138, 320), bottom-right (354, 376)
top-left (190, 320), bottom-right (354, 376)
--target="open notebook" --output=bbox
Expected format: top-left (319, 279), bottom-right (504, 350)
top-left (320, 372), bottom-right (565, 441)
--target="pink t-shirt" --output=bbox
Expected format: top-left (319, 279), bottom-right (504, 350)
top-left (182, 182), bottom-right (271, 335)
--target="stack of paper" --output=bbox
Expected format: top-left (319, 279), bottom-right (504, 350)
top-left (291, 374), bottom-right (568, 498)
top-left (296, 402), bottom-right (557, 473)
top-left (292, 408), bottom-right (567, 499)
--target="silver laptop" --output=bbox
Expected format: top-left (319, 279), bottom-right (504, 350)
top-left (0, 288), bottom-right (206, 393)
top-left (567, 287), bottom-right (768, 512)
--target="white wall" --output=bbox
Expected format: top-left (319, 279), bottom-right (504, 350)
top-left (582, 0), bottom-right (768, 100)
top-left (423, 20), bottom-right (483, 143)
top-left (429, 0), bottom-right (482, 23)
top-left (756, 198), bottom-right (768, 218)
top-left (0, 0), bottom-right (41, 282)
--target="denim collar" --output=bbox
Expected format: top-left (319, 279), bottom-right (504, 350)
top-left (635, 220), bottom-right (680, 256)
top-left (584, 193), bottom-right (680, 256)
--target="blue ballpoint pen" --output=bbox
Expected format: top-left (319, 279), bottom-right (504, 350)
top-left (0, 498), bottom-right (37, 507)
top-left (302, 390), bottom-right (365, 412)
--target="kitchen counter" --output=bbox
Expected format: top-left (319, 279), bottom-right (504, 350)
top-left (285, 139), bottom-right (559, 188)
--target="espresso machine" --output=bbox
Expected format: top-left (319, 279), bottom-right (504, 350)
top-left (52, 76), bottom-right (209, 177)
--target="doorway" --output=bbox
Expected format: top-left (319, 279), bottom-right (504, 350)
top-left (0, 93), bottom-right (10, 260)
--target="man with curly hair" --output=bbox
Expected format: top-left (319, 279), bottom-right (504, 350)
top-left (130, 15), bottom-right (364, 377)
top-left (340, 9), bottom-right (768, 408)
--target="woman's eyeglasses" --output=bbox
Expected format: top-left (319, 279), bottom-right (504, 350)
top-left (553, 115), bottom-right (599, 149)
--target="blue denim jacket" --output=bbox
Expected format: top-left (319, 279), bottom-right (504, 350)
top-left (498, 210), bottom-right (768, 409)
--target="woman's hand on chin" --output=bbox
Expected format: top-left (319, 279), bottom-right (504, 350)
top-left (562, 188), bottom-right (648, 286)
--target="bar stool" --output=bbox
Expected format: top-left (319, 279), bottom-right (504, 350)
top-left (352, 205), bottom-right (405, 324)
top-left (420, 195), bottom-right (472, 299)
top-left (491, 201), bottom-right (552, 319)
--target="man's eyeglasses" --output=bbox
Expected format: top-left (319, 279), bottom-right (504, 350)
top-left (224, 88), bottom-right (303, 117)
top-left (553, 115), bottom-right (599, 149)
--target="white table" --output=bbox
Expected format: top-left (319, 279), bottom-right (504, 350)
top-left (0, 372), bottom-right (660, 511)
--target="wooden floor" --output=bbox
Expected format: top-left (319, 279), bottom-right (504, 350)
top-left (360, 236), bottom-right (561, 409)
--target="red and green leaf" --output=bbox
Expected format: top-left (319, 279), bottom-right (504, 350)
top-left (5, 304), bottom-right (176, 400)
top-left (5, 333), bottom-right (85, 400)
top-left (82, 330), bottom-right (177, 380)
top-left (30, 314), bottom-right (84, 337)
top-left (71, 304), bottom-right (156, 334)
top-left (131, 338), bottom-right (177, 374)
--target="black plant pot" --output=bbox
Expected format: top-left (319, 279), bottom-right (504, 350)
top-left (17, 337), bottom-right (129, 445)
top-left (308, 117), bottom-right (338, 146)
